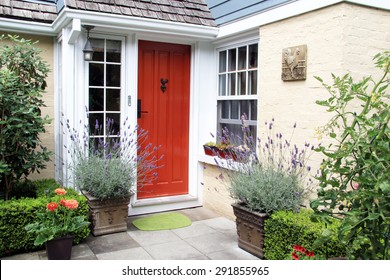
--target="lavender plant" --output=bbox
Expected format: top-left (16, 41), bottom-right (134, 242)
top-left (215, 116), bottom-right (314, 214)
top-left (61, 113), bottom-right (162, 200)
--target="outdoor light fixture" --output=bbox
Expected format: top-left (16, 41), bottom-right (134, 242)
top-left (82, 25), bottom-right (94, 61)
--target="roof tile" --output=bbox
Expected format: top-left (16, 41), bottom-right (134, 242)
top-left (0, 0), bottom-right (216, 27)
top-left (120, 6), bottom-right (132, 15)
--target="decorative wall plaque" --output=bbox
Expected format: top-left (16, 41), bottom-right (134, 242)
top-left (281, 44), bottom-right (307, 81)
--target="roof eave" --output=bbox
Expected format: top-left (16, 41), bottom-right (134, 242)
top-left (0, 17), bottom-right (55, 36)
top-left (52, 8), bottom-right (218, 40)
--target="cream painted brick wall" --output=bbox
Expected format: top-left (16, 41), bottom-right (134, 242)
top-left (202, 163), bottom-right (235, 220)
top-left (0, 33), bottom-right (55, 179)
top-left (203, 3), bottom-right (389, 218)
top-left (258, 3), bottom-right (390, 173)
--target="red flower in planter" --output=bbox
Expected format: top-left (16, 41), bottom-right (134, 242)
top-left (25, 188), bottom-right (89, 246)
top-left (64, 199), bottom-right (79, 210)
top-left (55, 188), bottom-right (67, 195)
top-left (47, 202), bottom-right (58, 212)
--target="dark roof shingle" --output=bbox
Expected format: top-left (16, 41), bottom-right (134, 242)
top-left (65, 0), bottom-right (216, 27)
top-left (0, 0), bottom-right (216, 27)
top-left (0, 0), bottom-right (57, 23)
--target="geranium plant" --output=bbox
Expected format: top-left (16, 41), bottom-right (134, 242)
top-left (25, 188), bottom-right (90, 246)
top-left (291, 244), bottom-right (317, 260)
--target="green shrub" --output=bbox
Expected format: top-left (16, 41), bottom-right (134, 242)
top-left (264, 209), bottom-right (346, 260)
top-left (311, 52), bottom-right (390, 259)
top-left (0, 35), bottom-right (52, 200)
top-left (0, 180), bottom-right (90, 257)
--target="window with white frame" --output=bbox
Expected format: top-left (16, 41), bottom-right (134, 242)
top-left (217, 43), bottom-right (258, 145)
top-left (87, 38), bottom-right (122, 147)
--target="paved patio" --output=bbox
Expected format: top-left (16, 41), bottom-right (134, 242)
top-left (2, 207), bottom-right (259, 260)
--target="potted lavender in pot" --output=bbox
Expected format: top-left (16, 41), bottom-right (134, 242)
top-left (215, 117), bottom-right (314, 259)
top-left (63, 116), bottom-right (161, 236)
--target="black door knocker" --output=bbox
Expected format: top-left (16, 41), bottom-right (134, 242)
top-left (160, 78), bottom-right (168, 93)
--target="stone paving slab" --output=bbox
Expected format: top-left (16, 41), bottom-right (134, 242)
top-left (96, 247), bottom-right (153, 260)
top-left (143, 239), bottom-right (205, 260)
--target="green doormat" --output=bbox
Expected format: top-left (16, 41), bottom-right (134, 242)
top-left (132, 212), bottom-right (192, 231)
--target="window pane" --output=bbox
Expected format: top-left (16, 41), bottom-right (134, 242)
top-left (106, 64), bottom-right (121, 87)
top-left (228, 49), bottom-right (236, 71)
top-left (228, 73), bottom-right (236, 96)
top-left (249, 70), bottom-right (257, 95)
top-left (218, 74), bottom-right (226, 96)
top-left (219, 50), bottom-right (226, 72)
top-left (91, 39), bottom-right (104, 62)
top-left (106, 113), bottom-right (120, 135)
top-left (238, 72), bottom-right (246, 95)
top-left (241, 100), bottom-right (249, 118)
top-left (89, 113), bottom-right (104, 136)
top-left (221, 101), bottom-right (230, 119)
top-left (231, 101), bottom-right (239, 120)
top-left (250, 100), bottom-right (257, 121)
top-left (249, 44), bottom-right (258, 68)
top-left (89, 63), bottom-right (104, 86)
top-left (238, 46), bottom-right (247, 70)
top-left (106, 40), bottom-right (121, 63)
top-left (106, 89), bottom-right (120, 111)
top-left (89, 88), bottom-right (104, 111)
top-left (218, 123), bottom-right (242, 145)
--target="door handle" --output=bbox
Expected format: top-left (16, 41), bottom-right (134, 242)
top-left (137, 99), bottom-right (148, 118)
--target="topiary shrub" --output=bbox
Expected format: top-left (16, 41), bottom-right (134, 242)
top-left (0, 180), bottom-right (90, 257)
top-left (264, 209), bottom-right (346, 260)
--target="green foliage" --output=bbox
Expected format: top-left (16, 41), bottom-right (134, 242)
top-left (311, 52), bottom-right (390, 260)
top-left (63, 116), bottom-right (161, 200)
top-left (264, 209), bottom-right (345, 260)
top-left (25, 188), bottom-right (90, 246)
top-left (218, 119), bottom-right (314, 214)
top-left (0, 35), bottom-right (52, 200)
top-left (75, 157), bottom-right (136, 200)
top-left (230, 166), bottom-right (304, 214)
top-left (0, 180), bottom-right (90, 257)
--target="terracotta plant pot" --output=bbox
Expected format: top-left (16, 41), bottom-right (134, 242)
top-left (83, 192), bottom-right (132, 236)
top-left (45, 235), bottom-right (74, 260)
top-left (203, 145), bottom-right (238, 161)
top-left (232, 203), bottom-right (269, 259)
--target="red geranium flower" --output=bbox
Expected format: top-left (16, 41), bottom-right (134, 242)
top-left (46, 202), bottom-right (58, 212)
top-left (55, 188), bottom-right (67, 195)
top-left (64, 199), bottom-right (79, 210)
top-left (292, 252), bottom-right (300, 260)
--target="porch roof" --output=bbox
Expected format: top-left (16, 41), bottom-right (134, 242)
top-left (0, 0), bottom-right (216, 27)
top-left (65, 0), bottom-right (216, 27)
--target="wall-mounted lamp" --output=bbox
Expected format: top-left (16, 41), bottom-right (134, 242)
top-left (82, 25), bottom-right (94, 61)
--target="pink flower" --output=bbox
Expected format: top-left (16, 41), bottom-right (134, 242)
top-left (352, 183), bottom-right (359, 190)
top-left (55, 188), bottom-right (67, 195)
top-left (64, 199), bottom-right (78, 210)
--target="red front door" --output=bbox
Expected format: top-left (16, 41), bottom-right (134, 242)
top-left (137, 41), bottom-right (191, 199)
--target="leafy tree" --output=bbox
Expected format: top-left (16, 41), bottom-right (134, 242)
top-left (0, 35), bottom-right (52, 200)
top-left (311, 52), bottom-right (390, 259)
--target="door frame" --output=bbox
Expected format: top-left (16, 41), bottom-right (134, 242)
top-left (129, 36), bottom-right (202, 215)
